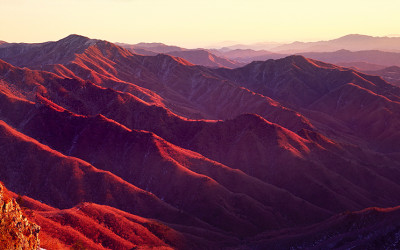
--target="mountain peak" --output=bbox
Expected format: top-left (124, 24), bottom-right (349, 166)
top-left (252, 54), bottom-right (317, 68)
top-left (62, 34), bottom-right (90, 41)
top-left (58, 34), bottom-right (98, 47)
top-left (153, 53), bottom-right (194, 66)
top-left (336, 34), bottom-right (373, 41)
top-left (283, 54), bottom-right (308, 62)
top-left (278, 55), bottom-right (339, 70)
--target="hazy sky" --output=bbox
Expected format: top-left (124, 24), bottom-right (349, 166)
top-left (1, 0), bottom-right (399, 48)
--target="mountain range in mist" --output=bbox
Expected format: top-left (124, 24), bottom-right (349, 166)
top-left (214, 34), bottom-right (400, 53)
top-left (114, 34), bottom-right (400, 86)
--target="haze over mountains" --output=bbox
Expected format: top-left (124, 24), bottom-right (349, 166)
top-left (114, 35), bottom-right (400, 87)
top-left (117, 42), bottom-right (245, 69)
top-left (267, 34), bottom-right (400, 53)
top-left (216, 34), bottom-right (400, 53)
top-left (1, 34), bottom-right (400, 249)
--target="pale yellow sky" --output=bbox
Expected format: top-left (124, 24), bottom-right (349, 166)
top-left (1, 0), bottom-right (399, 48)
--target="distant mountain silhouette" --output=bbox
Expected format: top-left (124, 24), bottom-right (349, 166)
top-left (300, 49), bottom-right (400, 67)
top-left (117, 42), bottom-right (244, 68)
top-left (210, 48), bottom-right (284, 63)
top-left (206, 34), bottom-right (400, 53)
top-left (270, 34), bottom-right (400, 53)
top-left (337, 61), bottom-right (387, 71)
top-left (210, 41), bottom-right (284, 51)
top-left (212, 48), bottom-right (400, 68)
top-left (130, 42), bottom-right (186, 53)
top-left (166, 50), bottom-right (244, 68)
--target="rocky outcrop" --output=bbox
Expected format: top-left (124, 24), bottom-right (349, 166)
top-left (0, 183), bottom-right (40, 250)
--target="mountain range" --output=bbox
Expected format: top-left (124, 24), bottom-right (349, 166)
top-left (116, 42), bottom-right (245, 69)
top-left (113, 35), bottom-right (400, 85)
top-left (0, 34), bottom-right (400, 249)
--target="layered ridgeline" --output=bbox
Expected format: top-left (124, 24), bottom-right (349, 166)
top-left (0, 35), bottom-right (400, 249)
top-left (117, 42), bottom-right (245, 68)
top-left (247, 206), bottom-right (400, 249)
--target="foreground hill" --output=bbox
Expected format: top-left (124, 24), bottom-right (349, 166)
top-left (3, 180), bottom-right (399, 249)
top-left (0, 183), bottom-right (40, 249)
top-left (3, 181), bottom-right (232, 249)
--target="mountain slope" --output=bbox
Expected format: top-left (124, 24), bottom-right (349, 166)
top-left (0, 36), bottom-right (313, 131)
top-left (2, 59), bottom-right (400, 222)
top-left (0, 34), bottom-right (97, 67)
top-left (248, 206), bottom-right (400, 249)
top-left (217, 55), bottom-right (400, 108)
top-left (216, 55), bottom-right (400, 153)
top-left (0, 119), bottom-right (214, 231)
top-left (365, 66), bottom-right (400, 87)
top-left (4, 184), bottom-right (234, 249)
top-left (0, 92), bottom-right (331, 235)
